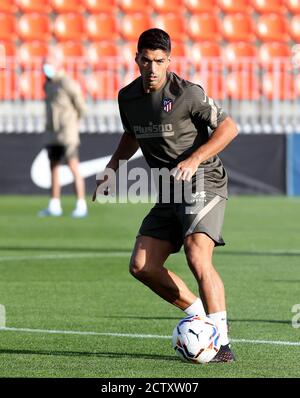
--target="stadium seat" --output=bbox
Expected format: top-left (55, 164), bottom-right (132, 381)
top-left (19, 70), bottom-right (46, 99)
top-left (262, 71), bottom-right (295, 100)
top-left (193, 71), bottom-right (226, 100)
top-left (252, 0), bottom-right (287, 14)
top-left (54, 13), bottom-right (86, 41)
top-left (0, 70), bottom-right (17, 99)
top-left (150, 0), bottom-right (185, 13)
top-left (83, 0), bottom-right (117, 13)
top-left (218, 0), bottom-right (253, 13)
top-left (187, 13), bottom-right (221, 42)
top-left (223, 42), bottom-right (257, 69)
top-left (294, 74), bottom-right (300, 97)
top-left (55, 41), bottom-right (86, 72)
top-left (226, 71), bottom-right (260, 100)
top-left (290, 14), bottom-right (300, 42)
top-left (184, 0), bottom-right (219, 13)
top-left (286, 0), bottom-right (300, 13)
top-left (190, 42), bottom-right (221, 71)
top-left (18, 40), bottom-right (50, 69)
top-left (0, 41), bottom-right (16, 57)
top-left (259, 42), bottom-right (291, 71)
top-left (86, 13), bottom-right (119, 41)
top-left (18, 13), bottom-right (51, 41)
top-left (50, 0), bottom-right (85, 13)
top-left (16, 0), bottom-right (51, 13)
top-left (87, 41), bottom-right (118, 70)
top-left (119, 0), bottom-right (151, 13)
top-left (119, 13), bottom-right (152, 41)
top-left (0, 0), bottom-right (18, 13)
top-left (0, 13), bottom-right (17, 41)
top-left (256, 14), bottom-right (290, 42)
top-left (120, 41), bottom-right (137, 63)
top-left (156, 13), bottom-right (187, 41)
top-left (222, 13), bottom-right (256, 42)
top-left (86, 71), bottom-right (119, 100)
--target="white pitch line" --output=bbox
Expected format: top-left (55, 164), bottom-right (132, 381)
top-left (0, 326), bottom-right (300, 347)
top-left (0, 252), bottom-right (131, 262)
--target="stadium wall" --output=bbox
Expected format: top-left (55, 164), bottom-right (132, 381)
top-left (0, 133), bottom-right (287, 196)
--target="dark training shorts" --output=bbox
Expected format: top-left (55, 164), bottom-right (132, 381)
top-left (47, 144), bottom-right (79, 162)
top-left (138, 191), bottom-right (226, 253)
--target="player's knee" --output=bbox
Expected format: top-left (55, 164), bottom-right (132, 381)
top-left (129, 258), bottom-right (150, 280)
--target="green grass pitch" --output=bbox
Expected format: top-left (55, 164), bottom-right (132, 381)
top-left (0, 195), bottom-right (299, 378)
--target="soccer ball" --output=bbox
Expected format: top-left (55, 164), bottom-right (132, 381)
top-left (172, 315), bottom-right (221, 364)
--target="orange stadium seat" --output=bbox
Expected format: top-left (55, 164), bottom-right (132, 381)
top-left (54, 13), bottom-right (86, 41)
top-left (259, 42), bottom-right (291, 71)
top-left (290, 14), bottom-right (300, 42)
top-left (19, 70), bottom-right (46, 99)
top-left (256, 14), bottom-right (290, 42)
top-left (193, 71), bottom-right (226, 100)
top-left (120, 41), bottom-right (137, 63)
top-left (119, 0), bottom-right (151, 13)
top-left (223, 42), bottom-right (257, 69)
top-left (0, 70), bottom-right (17, 99)
top-left (0, 0), bottom-right (18, 13)
top-left (86, 13), bottom-right (119, 41)
top-left (50, 0), bottom-right (85, 13)
top-left (286, 0), bottom-right (300, 13)
top-left (222, 13), bottom-right (256, 42)
top-left (0, 13), bottom-right (17, 41)
top-left (18, 13), bottom-right (51, 41)
top-left (187, 13), bottom-right (221, 41)
top-left (55, 41), bottom-right (86, 66)
top-left (185, 0), bottom-right (219, 14)
top-left (227, 71), bottom-right (260, 100)
top-left (83, 0), bottom-right (117, 13)
top-left (262, 71), bottom-right (295, 100)
top-left (86, 71), bottom-right (119, 100)
top-left (16, 0), bottom-right (51, 13)
top-left (170, 41), bottom-right (188, 76)
top-left (156, 13), bottom-right (187, 41)
top-left (119, 13), bottom-right (152, 41)
top-left (0, 41), bottom-right (16, 57)
top-left (190, 42), bottom-right (221, 71)
top-left (294, 74), bottom-right (300, 97)
top-left (150, 0), bottom-right (185, 13)
top-left (218, 0), bottom-right (253, 13)
top-left (18, 40), bottom-right (49, 69)
top-left (87, 41), bottom-right (118, 69)
top-left (252, 0), bottom-right (287, 14)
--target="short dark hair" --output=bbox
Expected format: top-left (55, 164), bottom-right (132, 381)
top-left (137, 28), bottom-right (171, 54)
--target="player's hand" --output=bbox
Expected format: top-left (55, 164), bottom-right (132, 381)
top-left (171, 156), bottom-right (200, 182)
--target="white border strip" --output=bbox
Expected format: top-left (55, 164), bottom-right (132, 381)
top-left (1, 327), bottom-right (299, 346)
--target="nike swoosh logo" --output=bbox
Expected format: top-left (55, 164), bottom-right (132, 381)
top-left (30, 149), bottom-right (143, 189)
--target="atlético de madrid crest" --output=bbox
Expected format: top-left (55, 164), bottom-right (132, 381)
top-left (162, 98), bottom-right (173, 113)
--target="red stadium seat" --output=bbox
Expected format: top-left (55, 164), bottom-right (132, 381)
top-left (0, 13), bottom-right (17, 41)
top-left (0, 0), bottom-right (18, 12)
top-left (119, 0), bottom-right (151, 13)
top-left (193, 71), bottom-right (226, 100)
top-left (18, 13), bottom-right (51, 41)
top-left (223, 42), bottom-right (257, 69)
top-left (187, 13), bottom-right (221, 41)
top-left (16, 0), bottom-right (51, 13)
top-left (0, 41), bottom-right (16, 57)
top-left (256, 14), bottom-right (290, 42)
top-left (227, 71), bottom-right (260, 100)
top-left (156, 13), bottom-right (187, 41)
top-left (185, 0), bottom-right (219, 13)
top-left (262, 71), bottom-right (295, 100)
top-left (0, 70), bottom-right (17, 99)
top-left (86, 71), bottom-right (119, 100)
top-left (19, 70), bottom-right (46, 99)
top-left (55, 41), bottom-right (86, 73)
top-left (170, 42), bottom-right (189, 76)
top-left (119, 13), bottom-right (152, 41)
top-left (222, 13), bottom-right (256, 42)
top-left (50, 0), bottom-right (85, 13)
top-left (83, 0), bottom-right (117, 13)
top-left (120, 41), bottom-right (137, 63)
top-left (171, 41), bottom-right (187, 56)
top-left (18, 40), bottom-right (49, 69)
top-left (290, 14), bottom-right (300, 42)
top-left (218, 0), bottom-right (252, 13)
top-left (252, 0), bottom-right (287, 14)
top-left (87, 41), bottom-right (118, 69)
top-left (286, 0), bottom-right (300, 13)
top-left (54, 13), bottom-right (86, 41)
top-left (190, 42), bottom-right (221, 71)
top-left (150, 0), bottom-right (185, 13)
top-left (86, 13), bottom-right (119, 41)
top-left (259, 42), bottom-right (291, 71)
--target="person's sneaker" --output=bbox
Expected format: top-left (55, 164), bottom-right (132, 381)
top-left (71, 208), bottom-right (88, 218)
top-left (38, 208), bottom-right (62, 217)
top-left (210, 344), bottom-right (235, 363)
